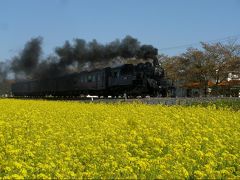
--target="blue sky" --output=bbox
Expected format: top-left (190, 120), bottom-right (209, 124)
top-left (0, 0), bottom-right (240, 61)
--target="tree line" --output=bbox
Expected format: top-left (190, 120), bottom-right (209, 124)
top-left (161, 40), bottom-right (240, 96)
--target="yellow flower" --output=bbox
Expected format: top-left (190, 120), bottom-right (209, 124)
top-left (0, 99), bottom-right (239, 179)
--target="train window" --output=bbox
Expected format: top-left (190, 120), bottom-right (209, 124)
top-left (88, 75), bottom-right (92, 82)
top-left (83, 76), bottom-right (85, 82)
top-left (113, 71), bottom-right (119, 78)
top-left (92, 75), bottom-right (96, 82)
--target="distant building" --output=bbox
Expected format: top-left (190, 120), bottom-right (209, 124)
top-left (171, 72), bottom-right (240, 97)
top-left (227, 72), bottom-right (240, 81)
top-left (217, 72), bottom-right (240, 97)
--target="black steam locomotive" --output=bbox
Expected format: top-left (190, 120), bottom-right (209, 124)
top-left (11, 61), bottom-right (169, 98)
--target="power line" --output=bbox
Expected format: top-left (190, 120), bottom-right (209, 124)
top-left (159, 34), bottom-right (240, 51)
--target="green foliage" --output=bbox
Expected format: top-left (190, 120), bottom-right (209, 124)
top-left (190, 99), bottom-right (240, 111)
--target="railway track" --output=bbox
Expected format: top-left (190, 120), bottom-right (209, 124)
top-left (3, 96), bottom-right (240, 105)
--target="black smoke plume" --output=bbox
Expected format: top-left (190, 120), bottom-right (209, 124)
top-left (10, 35), bottom-right (159, 79)
top-left (0, 62), bottom-right (8, 83)
top-left (11, 37), bottom-right (43, 79)
top-left (0, 61), bottom-right (11, 94)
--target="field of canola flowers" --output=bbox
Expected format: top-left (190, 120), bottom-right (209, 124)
top-left (0, 99), bottom-right (239, 179)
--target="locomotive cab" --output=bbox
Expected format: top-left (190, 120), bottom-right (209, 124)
top-left (151, 59), bottom-right (168, 96)
top-left (132, 60), bottom-right (166, 97)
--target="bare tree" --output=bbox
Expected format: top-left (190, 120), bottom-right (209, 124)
top-left (201, 40), bottom-right (240, 84)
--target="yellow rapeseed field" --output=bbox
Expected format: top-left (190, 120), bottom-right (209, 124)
top-left (0, 99), bottom-right (239, 179)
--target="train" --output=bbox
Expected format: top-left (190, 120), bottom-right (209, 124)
top-left (11, 61), bottom-right (170, 98)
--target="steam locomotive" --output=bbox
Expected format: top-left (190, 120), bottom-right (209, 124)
top-left (11, 61), bottom-right (169, 98)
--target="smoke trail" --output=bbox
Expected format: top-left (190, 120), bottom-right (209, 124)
top-left (11, 37), bottom-right (43, 79)
top-left (10, 35), bottom-right (159, 79)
